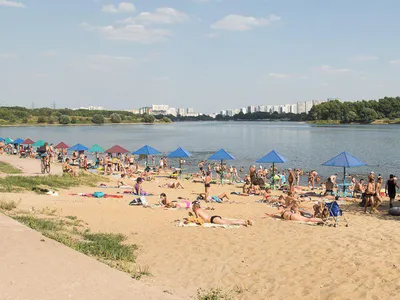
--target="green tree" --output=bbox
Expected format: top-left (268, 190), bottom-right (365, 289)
top-left (142, 114), bottom-right (155, 123)
top-left (110, 113), bottom-right (122, 123)
top-left (361, 108), bottom-right (378, 123)
top-left (59, 115), bottom-right (70, 125)
top-left (71, 116), bottom-right (77, 124)
top-left (92, 114), bottom-right (105, 124)
top-left (162, 117), bottom-right (172, 123)
top-left (37, 116), bottom-right (47, 123)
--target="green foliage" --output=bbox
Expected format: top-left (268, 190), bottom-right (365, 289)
top-left (13, 215), bottom-right (64, 231)
top-left (70, 116), bottom-right (77, 124)
top-left (37, 116), bottom-right (47, 123)
top-left (142, 114), bottom-right (155, 123)
top-left (59, 115), bottom-right (70, 124)
top-left (110, 113), bottom-right (121, 123)
top-left (92, 114), bottom-right (105, 124)
top-left (0, 162), bottom-right (22, 174)
top-left (162, 117), bottom-right (172, 123)
top-left (0, 173), bottom-right (105, 193)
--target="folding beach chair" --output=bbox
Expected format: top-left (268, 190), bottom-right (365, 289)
top-left (325, 200), bottom-right (349, 227)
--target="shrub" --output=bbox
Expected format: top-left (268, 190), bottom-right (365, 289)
top-left (142, 114), bottom-right (155, 123)
top-left (59, 115), bottom-right (70, 125)
top-left (37, 116), bottom-right (47, 123)
top-left (110, 113), bottom-right (121, 123)
top-left (92, 114), bottom-right (105, 124)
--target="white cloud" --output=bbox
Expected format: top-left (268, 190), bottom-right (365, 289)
top-left (0, 52), bottom-right (18, 58)
top-left (41, 50), bottom-right (57, 57)
top-left (89, 54), bottom-right (133, 62)
top-left (82, 23), bottom-right (171, 44)
top-left (0, 0), bottom-right (25, 8)
top-left (119, 7), bottom-right (189, 25)
top-left (269, 73), bottom-right (290, 79)
top-left (351, 55), bottom-right (378, 62)
top-left (211, 14), bottom-right (280, 31)
top-left (316, 65), bottom-right (352, 73)
top-left (389, 59), bottom-right (400, 64)
top-left (102, 2), bottom-right (135, 13)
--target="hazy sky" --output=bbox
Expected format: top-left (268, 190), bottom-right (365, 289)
top-left (1, 0), bottom-right (399, 113)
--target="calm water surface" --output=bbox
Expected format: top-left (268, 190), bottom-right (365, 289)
top-left (1, 122), bottom-right (399, 178)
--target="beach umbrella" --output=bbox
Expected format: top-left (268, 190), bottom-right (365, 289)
top-left (0, 137), bottom-right (4, 142)
top-left (88, 144), bottom-right (104, 153)
top-left (55, 142), bottom-right (69, 149)
top-left (5, 138), bottom-right (13, 144)
top-left (13, 138), bottom-right (24, 145)
top-left (168, 147), bottom-right (193, 173)
top-left (22, 138), bottom-right (35, 145)
top-left (256, 150), bottom-right (287, 187)
top-left (208, 148), bottom-right (235, 166)
top-left (105, 145), bottom-right (129, 154)
top-left (32, 140), bottom-right (45, 147)
top-left (322, 151), bottom-right (367, 193)
top-left (68, 143), bottom-right (88, 152)
top-left (133, 145), bottom-right (161, 165)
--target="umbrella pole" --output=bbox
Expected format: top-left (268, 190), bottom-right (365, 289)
top-left (343, 166), bottom-right (346, 195)
top-left (272, 162), bottom-right (275, 189)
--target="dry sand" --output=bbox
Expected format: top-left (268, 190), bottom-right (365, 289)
top-left (1, 155), bottom-right (400, 300)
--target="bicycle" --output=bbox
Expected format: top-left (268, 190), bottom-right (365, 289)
top-left (40, 154), bottom-right (51, 174)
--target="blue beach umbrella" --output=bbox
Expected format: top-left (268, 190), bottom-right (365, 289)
top-left (208, 148), bottom-right (235, 166)
top-left (5, 138), bottom-right (13, 145)
top-left (13, 138), bottom-right (24, 145)
top-left (133, 145), bottom-right (161, 165)
top-left (322, 151), bottom-right (367, 193)
top-left (256, 150), bottom-right (287, 187)
top-left (0, 137), bottom-right (4, 142)
top-left (168, 147), bottom-right (193, 173)
top-left (88, 144), bottom-right (105, 153)
top-left (69, 143), bottom-right (89, 152)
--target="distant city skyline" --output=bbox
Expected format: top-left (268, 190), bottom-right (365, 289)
top-left (1, 1), bottom-right (399, 113)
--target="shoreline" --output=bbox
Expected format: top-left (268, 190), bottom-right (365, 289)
top-left (0, 122), bottom-right (171, 128)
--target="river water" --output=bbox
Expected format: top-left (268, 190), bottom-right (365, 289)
top-left (1, 122), bottom-right (399, 179)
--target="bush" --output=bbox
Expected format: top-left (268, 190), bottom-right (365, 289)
top-left (48, 116), bottom-right (59, 124)
top-left (22, 117), bottom-right (28, 124)
top-left (110, 113), bottom-right (121, 123)
top-left (162, 117), bottom-right (172, 123)
top-left (59, 115), bottom-right (70, 125)
top-left (92, 114), bottom-right (105, 124)
top-left (71, 117), bottom-right (77, 124)
top-left (37, 116), bottom-right (47, 123)
top-left (142, 114), bottom-right (155, 123)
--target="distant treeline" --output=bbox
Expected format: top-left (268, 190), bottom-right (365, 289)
top-left (308, 97), bottom-right (400, 123)
top-left (0, 107), bottom-right (171, 125)
top-left (216, 111), bottom-right (308, 122)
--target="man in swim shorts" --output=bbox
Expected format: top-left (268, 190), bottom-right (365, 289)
top-left (192, 201), bottom-right (252, 226)
top-left (385, 174), bottom-right (399, 208)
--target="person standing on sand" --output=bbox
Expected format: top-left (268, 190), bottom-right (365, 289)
top-left (204, 171), bottom-right (212, 199)
top-left (288, 168), bottom-right (295, 193)
top-left (385, 174), bottom-right (399, 208)
top-left (364, 176), bottom-right (375, 213)
top-left (191, 201), bottom-right (253, 226)
top-left (295, 169), bottom-right (302, 186)
top-left (373, 176), bottom-right (384, 211)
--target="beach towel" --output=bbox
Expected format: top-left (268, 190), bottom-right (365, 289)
top-left (93, 192), bottom-right (104, 198)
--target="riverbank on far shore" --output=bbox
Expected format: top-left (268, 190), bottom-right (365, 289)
top-left (308, 118), bottom-right (400, 125)
top-left (0, 122), bottom-right (171, 128)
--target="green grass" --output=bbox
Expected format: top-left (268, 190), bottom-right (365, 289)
top-left (196, 288), bottom-right (233, 300)
top-left (10, 213), bottom-right (140, 277)
top-left (0, 161), bottom-right (22, 174)
top-left (0, 173), bottom-right (105, 193)
top-left (0, 199), bottom-right (18, 210)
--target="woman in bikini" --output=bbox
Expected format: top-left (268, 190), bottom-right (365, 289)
top-left (192, 201), bottom-right (252, 226)
top-left (265, 205), bottom-right (324, 224)
top-left (159, 181), bottom-right (184, 189)
top-left (364, 176), bottom-right (375, 213)
top-left (204, 171), bottom-right (212, 198)
top-left (159, 193), bottom-right (191, 209)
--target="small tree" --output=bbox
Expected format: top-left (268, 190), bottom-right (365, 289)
top-left (71, 117), bottom-right (77, 124)
top-left (110, 113), bottom-right (122, 123)
top-left (37, 116), bottom-right (47, 123)
top-left (92, 114), bottom-right (105, 124)
top-left (162, 117), bottom-right (172, 123)
top-left (59, 115), bottom-right (70, 125)
top-left (142, 114), bottom-right (155, 123)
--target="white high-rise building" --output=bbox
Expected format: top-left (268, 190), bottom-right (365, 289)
top-left (226, 109), bottom-right (234, 117)
top-left (167, 108), bottom-right (177, 116)
top-left (241, 107), bottom-right (247, 114)
top-left (290, 104), bottom-right (297, 114)
top-left (220, 110), bottom-right (226, 116)
top-left (297, 102), bottom-right (306, 114)
top-left (187, 108), bottom-right (194, 114)
top-left (284, 104), bottom-right (291, 113)
top-left (233, 109), bottom-right (240, 115)
top-left (305, 101), bottom-right (314, 113)
top-left (258, 105), bottom-right (267, 112)
top-left (266, 105), bottom-right (272, 113)
top-left (248, 106), bottom-right (256, 113)
top-left (272, 105), bottom-right (280, 113)
top-left (178, 108), bottom-right (186, 116)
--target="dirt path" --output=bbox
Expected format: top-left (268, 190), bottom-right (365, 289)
top-left (0, 154), bottom-right (62, 176)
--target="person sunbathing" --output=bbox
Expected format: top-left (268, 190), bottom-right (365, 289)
top-left (192, 201), bottom-right (253, 226)
top-left (199, 192), bottom-right (229, 203)
top-left (159, 193), bottom-right (191, 209)
top-left (265, 205), bottom-right (324, 224)
top-left (62, 158), bottom-right (77, 177)
top-left (159, 181), bottom-right (184, 189)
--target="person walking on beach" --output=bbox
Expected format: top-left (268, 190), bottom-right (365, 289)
top-left (364, 176), bottom-right (375, 213)
top-left (295, 169), bottom-right (302, 186)
top-left (373, 176), bottom-right (384, 211)
top-left (204, 171), bottom-right (211, 199)
top-left (385, 174), bottom-right (399, 208)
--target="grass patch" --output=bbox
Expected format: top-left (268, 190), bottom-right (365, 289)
top-left (0, 173), bottom-right (105, 193)
top-left (132, 265), bottom-right (152, 280)
top-left (0, 161), bottom-right (22, 174)
top-left (196, 288), bottom-right (233, 300)
top-left (9, 212), bottom-right (140, 278)
top-left (0, 199), bottom-right (18, 211)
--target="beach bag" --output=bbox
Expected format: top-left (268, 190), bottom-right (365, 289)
top-left (326, 202), bottom-right (343, 217)
top-left (93, 191), bottom-right (104, 198)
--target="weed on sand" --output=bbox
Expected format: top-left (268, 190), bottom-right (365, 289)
top-left (195, 288), bottom-right (233, 300)
top-left (0, 173), bottom-right (105, 193)
top-left (9, 212), bottom-right (140, 278)
top-left (0, 161), bottom-right (22, 174)
top-left (0, 199), bottom-right (18, 211)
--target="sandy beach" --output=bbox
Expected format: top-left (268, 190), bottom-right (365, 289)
top-left (1, 155), bottom-right (400, 300)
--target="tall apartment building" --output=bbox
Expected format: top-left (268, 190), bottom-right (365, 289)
top-left (272, 105), bottom-right (280, 113)
top-left (248, 106), bottom-right (256, 113)
top-left (178, 108), bottom-right (187, 116)
top-left (305, 101), bottom-right (314, 113)
top-left (290, 104), bottom-right (297, 114)
top-left (151, 104), bottom-right (169, 115)
top-left (258, 105), bottom-right (266, 112)
top-left (266, 105), bottom-right (273, 113)
top-left (241, 107), bottom-right (247, 114)
top-left (297, 102), bottom-right (306, 114)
